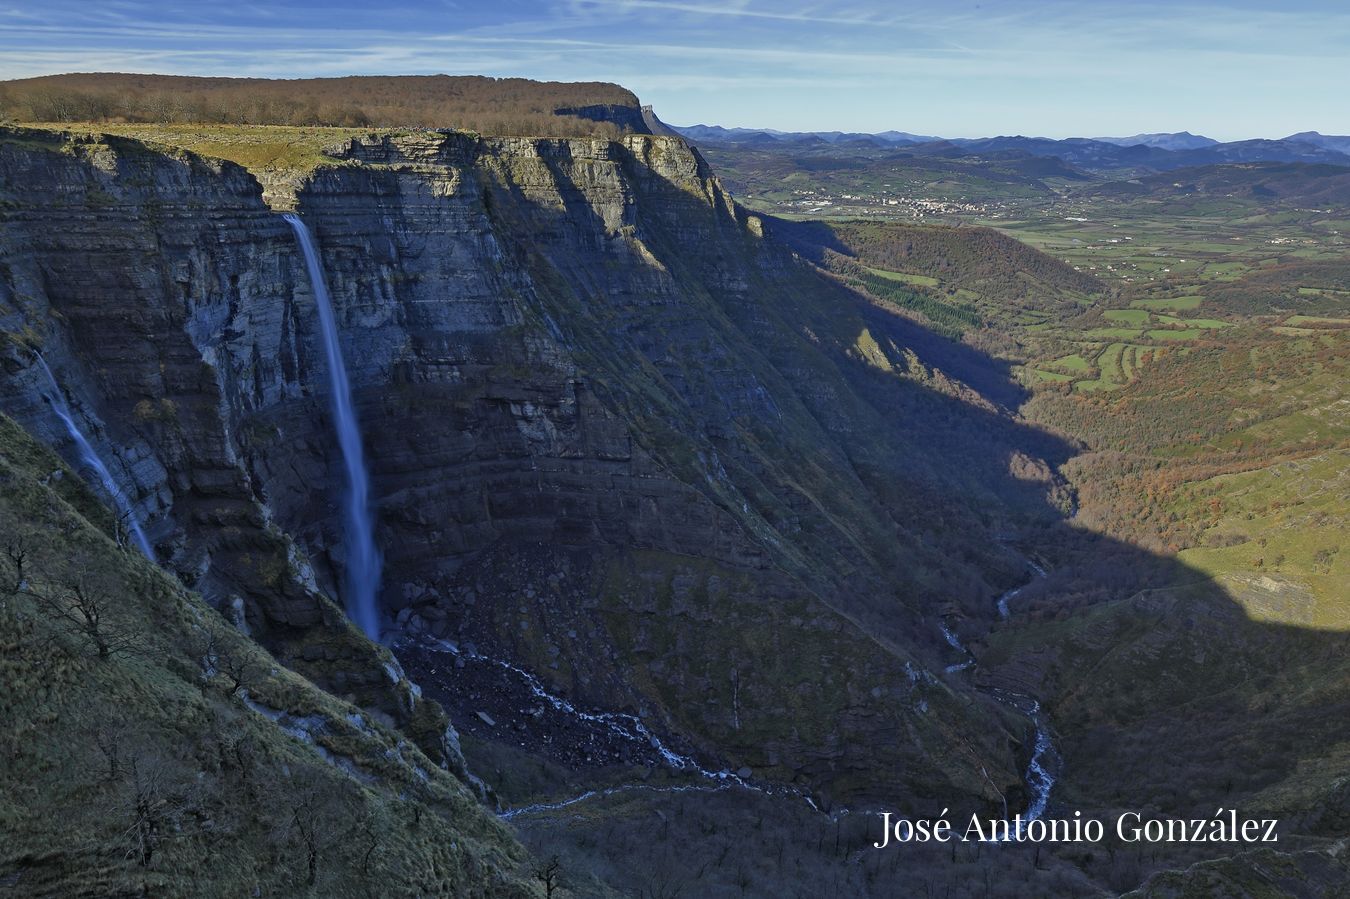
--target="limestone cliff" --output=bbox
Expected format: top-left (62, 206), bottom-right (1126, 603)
top-left (0, 125), bottom-right (1064, 810)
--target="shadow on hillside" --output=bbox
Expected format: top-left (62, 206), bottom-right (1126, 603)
top-left (3, 129), bottom-right (1343, 896)
top-left (436, 142), bottom-right (1350, 893)
top-left (463, 140), bottom-right (1082, 617)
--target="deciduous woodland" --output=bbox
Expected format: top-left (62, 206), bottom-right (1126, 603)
top-left (0, 73), bottom-right (644, 136)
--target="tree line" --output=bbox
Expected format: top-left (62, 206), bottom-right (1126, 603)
top-left (0, 73), bottom-right (643, 137)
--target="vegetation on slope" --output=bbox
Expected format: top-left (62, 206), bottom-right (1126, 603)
top-left (0, 73), bottom-right (644, 137)
top-left (767, 216), bottom-right (1103, 347)
top-left (730, 140), bottom-right (1349, 891)
top-left (0, 413), bottom-right (538, 898)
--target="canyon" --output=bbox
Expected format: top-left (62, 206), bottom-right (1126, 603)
top-left (1, 114), bottom-right (1344, 896)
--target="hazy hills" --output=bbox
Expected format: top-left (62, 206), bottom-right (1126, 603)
top-left (1091, 130), bottom-right (1218, 150)
top-left (673, 123), bottom-right (941, 145)
top-left (673, 124), bottom-right (1350, 173)
top-left (1087, 160), bottom-right (1350, 207)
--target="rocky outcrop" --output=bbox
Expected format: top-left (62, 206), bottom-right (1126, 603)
top-left (0, 125), bottom-right (1066, 807)
top-left (554, 103), bottom-right (652, 134)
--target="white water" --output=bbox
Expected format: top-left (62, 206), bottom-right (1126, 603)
top-left (413, 593), bottom-right (1061, 824)
top-left (409, 554), bottom-right (1060, 824)
top-left (501, 782), bottom-right (734, 820)
top-left (33, 354), bottom-right (155, 560)
top-left (940, 621), bottom-right (974, 673)
top-left (1020, 700), bottom-right (1056, 822)
top-left (943, 559), bottom-right (1061, 832)
top-left (993, 553), bottom-right (1059, 830)
top-left (283, 214), bottom-right (382, 640)
top-left (406, 637), bottom-right (822, 817)
top-left (984, 689), bottom-right (1059, 836)
top-left (470, 598), bottom-right (1058, 825)
top-left (995, 556), bottom-right (1048, 619)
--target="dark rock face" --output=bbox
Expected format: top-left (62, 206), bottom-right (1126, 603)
top-left (0, 126), bottom-right (1064, 807)
top-left (0, 130), bottom-right (454, 771)
top-left (553, 103), bottom-right (653, 134)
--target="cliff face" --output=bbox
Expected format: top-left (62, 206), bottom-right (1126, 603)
top-left (0, 131), bottom-right (465, 775)
top-left (0, 126), bottom-right (1065, 807)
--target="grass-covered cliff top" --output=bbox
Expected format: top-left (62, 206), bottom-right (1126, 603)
top-left (7, 121), bottom-right (695, 211)
top-left (7, 123), bottom-right (382, 209)
top-left (23, 122), bottom-right (372, 175)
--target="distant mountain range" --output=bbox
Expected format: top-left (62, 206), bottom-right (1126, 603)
top-left (1091, 131), bottom-right (1217, 151)
top-left (669, 124), bottom-right (1350, 173)
top-left (1286, 131), bottom-right (1350, 155)
top-left (670, 123), bottom-right (941, 146)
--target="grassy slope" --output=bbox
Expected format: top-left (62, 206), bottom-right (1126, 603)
top-left (765, 217), bottom-right (1103, 345)
top-left (10, 123), bottom-right (377, 208)
top-left (0, 413), bottom-right (538, 898)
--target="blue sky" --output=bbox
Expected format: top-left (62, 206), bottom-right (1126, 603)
top-left (0, 0), bottom-right (1346, 139)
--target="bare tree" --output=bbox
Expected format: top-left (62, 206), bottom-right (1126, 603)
top-left (354, 810), bottom-right (382, 877)
top-left (217, 643), bottom-right (260, 698)
top-left (190, 627), bottom-right (261, 696)
top-left (404, 777), bottom-right (434, 828)
top-left (535, 855), bottom-right (563, 898)
top-left (92, 715), bottom-right (130, 781)
top-left (32, 574), bottom-right (141, 659)
top-left (113, 509), bottom-right (141, 554)
top-left (272, 765), bottom-right (351, 889)
top-left (2, 537), bottom-right (28, 596)
top-left (290, 802), bottom-right (321, 886)
top-left (122, 753), bottom-right (168, 868)
top-left (633, 847), bottom-right (700, 899)
top-left (189, 627), bottom-right (220, 683)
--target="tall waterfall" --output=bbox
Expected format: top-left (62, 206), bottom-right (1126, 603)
top-left (283, 213), bottom-right (382, 639)
top-left (33, 354), bottom-right (155, 560)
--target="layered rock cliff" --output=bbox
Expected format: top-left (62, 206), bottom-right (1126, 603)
top-left (0, 125), bottom-right (1067, 810)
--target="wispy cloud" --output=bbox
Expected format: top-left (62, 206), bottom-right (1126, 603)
top-left (0, 0), bottom-right (1345, 138)
top-left (563, 0), bottom-right (909, 27)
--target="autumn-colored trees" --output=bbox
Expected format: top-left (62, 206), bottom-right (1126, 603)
top-left (0, 73), bottom-right (642, 137)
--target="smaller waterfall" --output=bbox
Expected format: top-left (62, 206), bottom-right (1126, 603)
top-left (283, 213), bottom-right (382, 640)
top-left (33, 354), bottom-right (155, 560)
top-left (940, 621), bottom-right (974, 673)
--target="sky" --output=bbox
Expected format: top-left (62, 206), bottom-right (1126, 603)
top-left (0, 0), bottom-right (1346, 140)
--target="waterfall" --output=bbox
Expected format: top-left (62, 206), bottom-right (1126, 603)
top-left (283, 213), bottom-right (382, 639)
top-left (33, 354), bottom-right (155, 560)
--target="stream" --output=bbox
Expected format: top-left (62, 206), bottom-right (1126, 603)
top-left (995, 558), bottom-right (1045, 619)
top-left (946, 557), bottom-right (1060, 831)
top-left (402, 555), bottom-right (1058, 827)
top-left (397, 636), bottom-right (823, 819)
